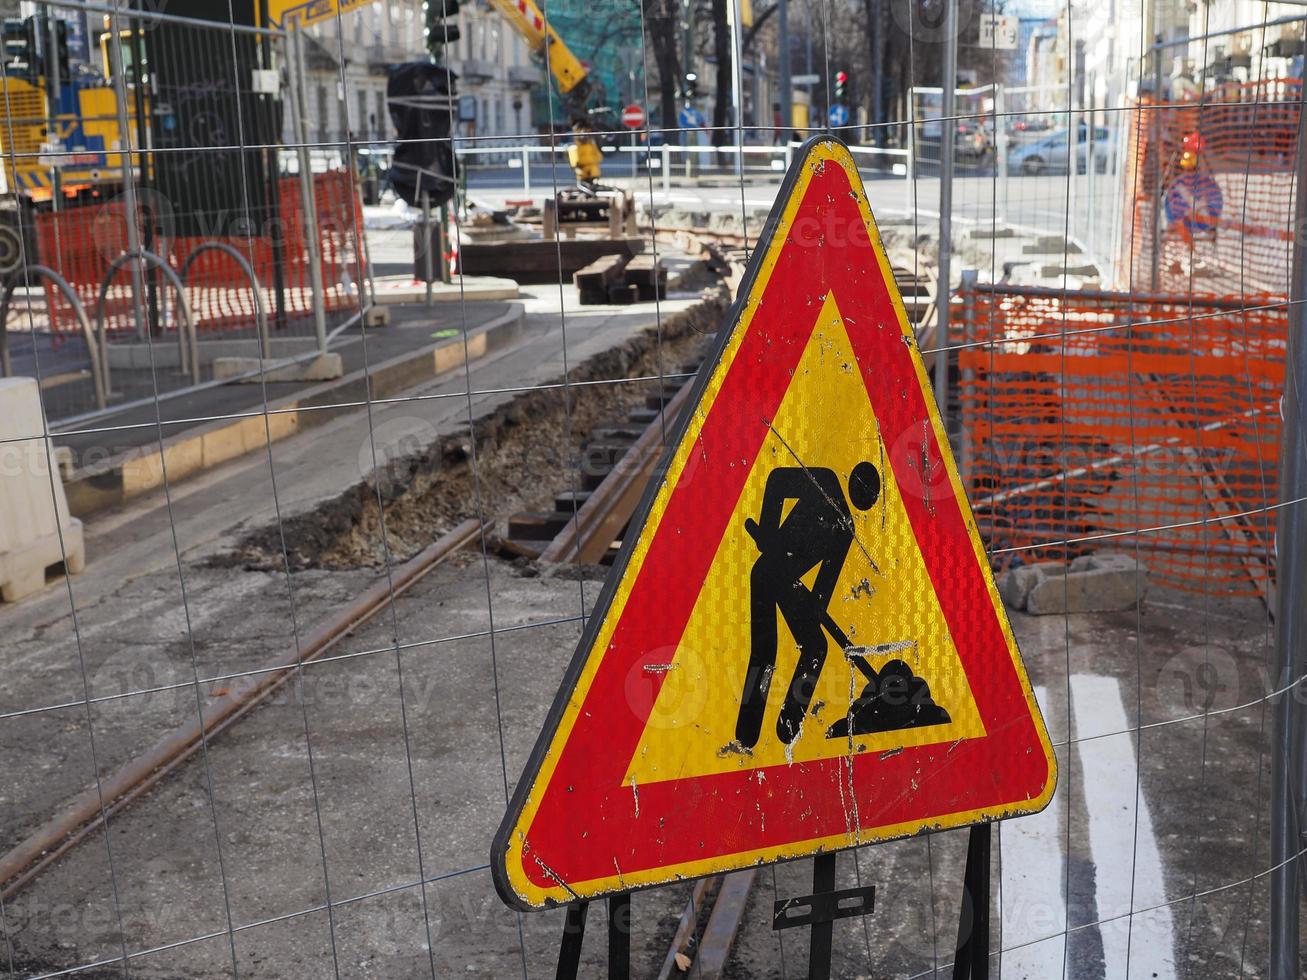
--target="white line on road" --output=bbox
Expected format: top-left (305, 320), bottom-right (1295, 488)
top-left (1000, 685), bottom-right (1069, 979)
top-left (1071, 674), bottom-right (1177, 980)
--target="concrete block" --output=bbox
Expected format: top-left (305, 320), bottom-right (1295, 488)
top-left (107, 336), bottom-right (320, 370)
top-left (371, 275), bottom-right (519, 305)
top-left (211, 353), bottom-right (344, 383)
top-left (1041, 263), bottom-right (1100, 279)
top-left (997, 561), bottom-right (1063, 610)
top-left (0, 377), bottom-right (86, 601)
top-left (1023, 236), bottom-right (1081, 255)
top-left (998, 564), bottom-right (1044, 610)
top-left (1025, 553), bottom-right (1148, 615)
top-left (121, 435), bottom-right (205, 497)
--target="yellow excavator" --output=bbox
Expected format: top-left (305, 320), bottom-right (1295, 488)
top-left (0, 16), bottom-right (136, 204)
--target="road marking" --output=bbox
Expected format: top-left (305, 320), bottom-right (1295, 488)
top-left (1000, 685), bottom-right (1068, 978)
top-left (1071, 674), bottom-right (1177, 980)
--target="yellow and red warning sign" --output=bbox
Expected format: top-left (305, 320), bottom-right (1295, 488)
top-left (493, 136), bottom-right (1056, 911)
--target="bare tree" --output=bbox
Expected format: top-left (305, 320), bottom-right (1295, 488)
top-left (711, 0), bottom-right (732, 155)
top-left (642, 0), bottom-right (683, 133)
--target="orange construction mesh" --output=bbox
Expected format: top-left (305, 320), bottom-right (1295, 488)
top-left (1118, 79), bottom-right (1299, 295)
top-left (34, 170), bottom-right (366, 339)
top-left (956, 284), bottom-right (1285, 599)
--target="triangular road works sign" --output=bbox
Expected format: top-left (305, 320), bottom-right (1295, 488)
top-left (493, 136), bottom-right (1056, 911)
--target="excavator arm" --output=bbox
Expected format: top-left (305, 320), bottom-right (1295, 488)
top-left (267, 0), bottom-right (607, 185)
top-left (484, 0), bottom-right (606, 184)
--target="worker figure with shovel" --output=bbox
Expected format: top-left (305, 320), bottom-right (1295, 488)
top-left (736, 460), bottom-right (951, 749)
top-left (736, 461), bottom-right (883, 748)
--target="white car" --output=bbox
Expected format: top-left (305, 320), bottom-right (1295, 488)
top-left (1008, 126), bottom-right (1114, 175)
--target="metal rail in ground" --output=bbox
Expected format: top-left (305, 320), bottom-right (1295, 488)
top-left (0, 519), bottom-right (485, 900)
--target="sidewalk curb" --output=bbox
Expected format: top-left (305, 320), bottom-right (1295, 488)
top-left (64, 304), bottom-right (528, 519)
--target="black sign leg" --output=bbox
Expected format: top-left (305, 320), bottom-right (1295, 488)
top-left (773, 849), bottom-right (874, 977)
top-left (555, 901), bottom-right (589, 980)
top-left (608, 893), bottom-right (631, 980)
top-left (952, 823), bottom-right (992, 980)
top-left (809, 852), bottom-right (837, 980)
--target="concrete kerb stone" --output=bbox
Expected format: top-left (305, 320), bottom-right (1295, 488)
top-left (370, 275), bottom-right (519, 306)
top-left (999, 551), bottom-right (1149, 615)
top-left (61, 304), bottom-right (527, 519)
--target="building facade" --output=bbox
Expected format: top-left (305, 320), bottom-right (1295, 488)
top-left (296, 0), bottom-right (543, 147)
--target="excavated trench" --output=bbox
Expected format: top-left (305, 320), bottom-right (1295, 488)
top-left (219, 290), bottom-right (729, 571)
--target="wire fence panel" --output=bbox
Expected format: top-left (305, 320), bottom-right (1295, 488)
top-left (1120, 81), bottom-right (1301, 295)
top-left (1, 0), bottom-right (1306, 978)
top-left (955, 284), bottom-right (1285, 599)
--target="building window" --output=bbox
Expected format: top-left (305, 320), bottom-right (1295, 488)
top-left (376, 90), bottom-right (387, 139)
top-left (358, 88), bottom-right (368, 138)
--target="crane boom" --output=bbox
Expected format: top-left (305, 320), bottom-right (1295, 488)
top-left (265, 0), bottom-right (608, 184)
top-left (484, 0), bottom-right (588, 100)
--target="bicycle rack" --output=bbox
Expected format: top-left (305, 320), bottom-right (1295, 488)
top-left (95, 250), bottom-right (199, 394)
top-left (178, 242), bottom-right (268, 360)
top-left (0, 265), bottom-right (107, 412)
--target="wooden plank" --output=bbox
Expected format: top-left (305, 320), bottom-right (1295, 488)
top-left (540, 380), bottom-right (695, 565)
top-left (459, 237), bottom-right (646, 284)
top-left (574, 254), bottom-right (628, 292)
top-left (507, 511), bottom-right (570, 541)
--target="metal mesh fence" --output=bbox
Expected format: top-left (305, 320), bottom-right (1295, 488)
top-left (0, 0), bottom-right (1304, 977)
top-left (954, 282), bottom-right (1285, 600)
top-left (1120, 81), bottom-right (1299, 295)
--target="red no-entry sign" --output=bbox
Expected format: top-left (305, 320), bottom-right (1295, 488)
top-left (621, 104), bottom-right (646, 129)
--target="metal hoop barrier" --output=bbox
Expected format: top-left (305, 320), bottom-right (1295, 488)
top-left (0, 265), bottom-right (107, 412)
top-left (178, 242), bottom-right (268, 360)
top-left (95, 250), bottom-right (200, 394)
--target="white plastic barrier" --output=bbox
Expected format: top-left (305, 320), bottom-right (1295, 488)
top-left (0, 377), bottom-right (84, 602)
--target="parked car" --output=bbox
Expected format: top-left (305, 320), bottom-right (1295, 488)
top-left (1007, 125), bottom-right (1113, 175)
top-left (955, 119), bottom-right (993, 160)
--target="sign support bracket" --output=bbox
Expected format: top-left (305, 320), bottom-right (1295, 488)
top-left (951, 823), bottom-right (992, 980)
top-left (772, 851), bottom-right (877, 980)
top-left (552, 896), bottom-right (631, 980)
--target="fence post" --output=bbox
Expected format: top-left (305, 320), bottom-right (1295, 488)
top-left (287, 28), bottom-right (329, 354)
top-left (106, 20), bottom-right (147, 351)
top-left (1268, 66), bottom-right (1307, 980)
top-left (958, 269), bottom-right (977, 480)
top-left (1149, 36), bottom-right (1163, 293)
top-left (662, 144), bottom-right (671, 195)
top-left (995, 85), bottom-right (1007, 224)
top-left (934, 0), bottom-right (958, 414)
top-left (1086, 72), bottom-right (1097, 261)
top-left (522, 146), bottom-right (531, 199)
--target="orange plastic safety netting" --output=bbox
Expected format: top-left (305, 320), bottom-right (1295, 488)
top-left (1118, 79), bottom-right (1299, 296)
top-left (955, 283), bottom-right (1285, 599)
top-left (33, 170), bottom-right (366, 340)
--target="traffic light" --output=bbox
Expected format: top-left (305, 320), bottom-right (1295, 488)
top-left (423, 0), bottom-right (461, 56)
top-left (834, 70), bottom-right (849, 104)
top-left (683, 71), bottom-right (698, 98)
top-left (387, 61), bottom-right (457, 209)
top-left (52, 19), bottom-right (69, 78)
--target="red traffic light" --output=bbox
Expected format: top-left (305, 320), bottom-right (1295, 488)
top-left (836, 71), bottom-right (849, 84)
